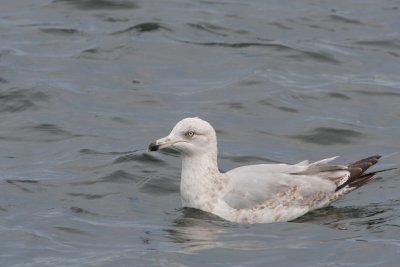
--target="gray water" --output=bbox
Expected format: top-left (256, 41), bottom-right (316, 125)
top-left (1, 0), bottom-right (400, 266)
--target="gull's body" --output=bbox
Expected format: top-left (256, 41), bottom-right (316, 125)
top-left (148, 117), bottom-right (389, 224)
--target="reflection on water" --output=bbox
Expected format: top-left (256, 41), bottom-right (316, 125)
top-left (295, 205), bottom-right (394, 231)
top-left (165, 202), bottom-right (398, 255)
top-left (166, 209), bottom-right (228, 253)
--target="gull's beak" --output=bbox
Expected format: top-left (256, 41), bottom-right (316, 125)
top-left (147, 136), bottom-right (173, 152)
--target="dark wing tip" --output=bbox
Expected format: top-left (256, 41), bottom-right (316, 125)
top-left (348, 155), bottom-right (381, 168)
top-left (335, 155), bottom-right (384, 192)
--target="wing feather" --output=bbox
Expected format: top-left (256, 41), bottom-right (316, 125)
top-left (223, 157), bottom-right (348, 209)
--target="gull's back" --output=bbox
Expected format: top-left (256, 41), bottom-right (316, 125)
top-left (214, 156), bottom-right (382, 223)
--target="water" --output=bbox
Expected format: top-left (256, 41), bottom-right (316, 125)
top-left (1, 0), bottom-right (400, 266)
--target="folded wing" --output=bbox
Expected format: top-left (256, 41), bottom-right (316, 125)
top-left (222, 156), bottom-right (381, 210)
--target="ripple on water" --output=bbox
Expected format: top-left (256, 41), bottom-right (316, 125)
top-left (285, 50), bottom-right (341, 64)
top-left (0, 77), bottom-right (8, 83)
top-left (258, 98), bottom-right (299, 113)
top-left (79, 148), bottom-right (141, 155)
top-left (39, 28), bottom-right (84, 36)
top-left (72, 170), bottom-right (147, 185)
top-left (77, 44), bottom-right (135, 60)
top-left (139, 177), bottom-right (179, 195)
top-left (295, 204), bottom-right (395, 232)
top-left (5, 179), bottom-right (42, 193)
top-left (113, 153), bottom-right (166, 165)
top-left (66, 192), bottom-right (115, 200)
top-left (176, 39), bottom-right (342, 64)
top-left (54, 226), bottom-right (94, 236)
top-left (290, 127), bottom-right (364, 145)
top-left (326, 92), bottom-right (351, 100)
top-left (177, 40), bottom-right (295, 52)
top-left (187, 23), bottom-right (230, 37)
top-left (353, 90), bottom-right (400, 97)
top-left (70, 206), bottom-right (98, 216)
top-left (0, 123), bottom-right (82, 142)
top-left (111, 22), bottom-right (170, 35)
top-left (53, 0), bottom-right (139, 10)
top-left (328, 14), bottom-right (364, 25)
top-left (354, 38), bottom-right (400, 50)
top-left (0, 88), bottom-right (50, 113)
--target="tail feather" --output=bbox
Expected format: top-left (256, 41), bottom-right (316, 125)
top-left (335, 155), bottom-right (395, 192)
top-left (347, 173), bottom-right (375, 189)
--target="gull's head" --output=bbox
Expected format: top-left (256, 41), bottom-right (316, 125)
top-left (148, 117), bottom-right (217, 156)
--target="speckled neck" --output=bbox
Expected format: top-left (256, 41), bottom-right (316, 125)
top-left (180, 149), bottom-right (224, 212)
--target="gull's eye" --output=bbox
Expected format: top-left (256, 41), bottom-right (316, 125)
top-left (185, 130), bottom-right (195, 138)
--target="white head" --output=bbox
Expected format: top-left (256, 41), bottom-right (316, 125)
top-left (148, 117), bottom-right (217, 156)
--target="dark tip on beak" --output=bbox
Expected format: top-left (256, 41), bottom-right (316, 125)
top-left (148, 142), bottom-right (160, 152)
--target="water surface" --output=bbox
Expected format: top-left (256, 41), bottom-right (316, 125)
top-left (1, 0), bottom-right (400, 266)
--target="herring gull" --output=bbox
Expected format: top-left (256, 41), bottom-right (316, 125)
top-left (148, 117), bottom-right (393, 224)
